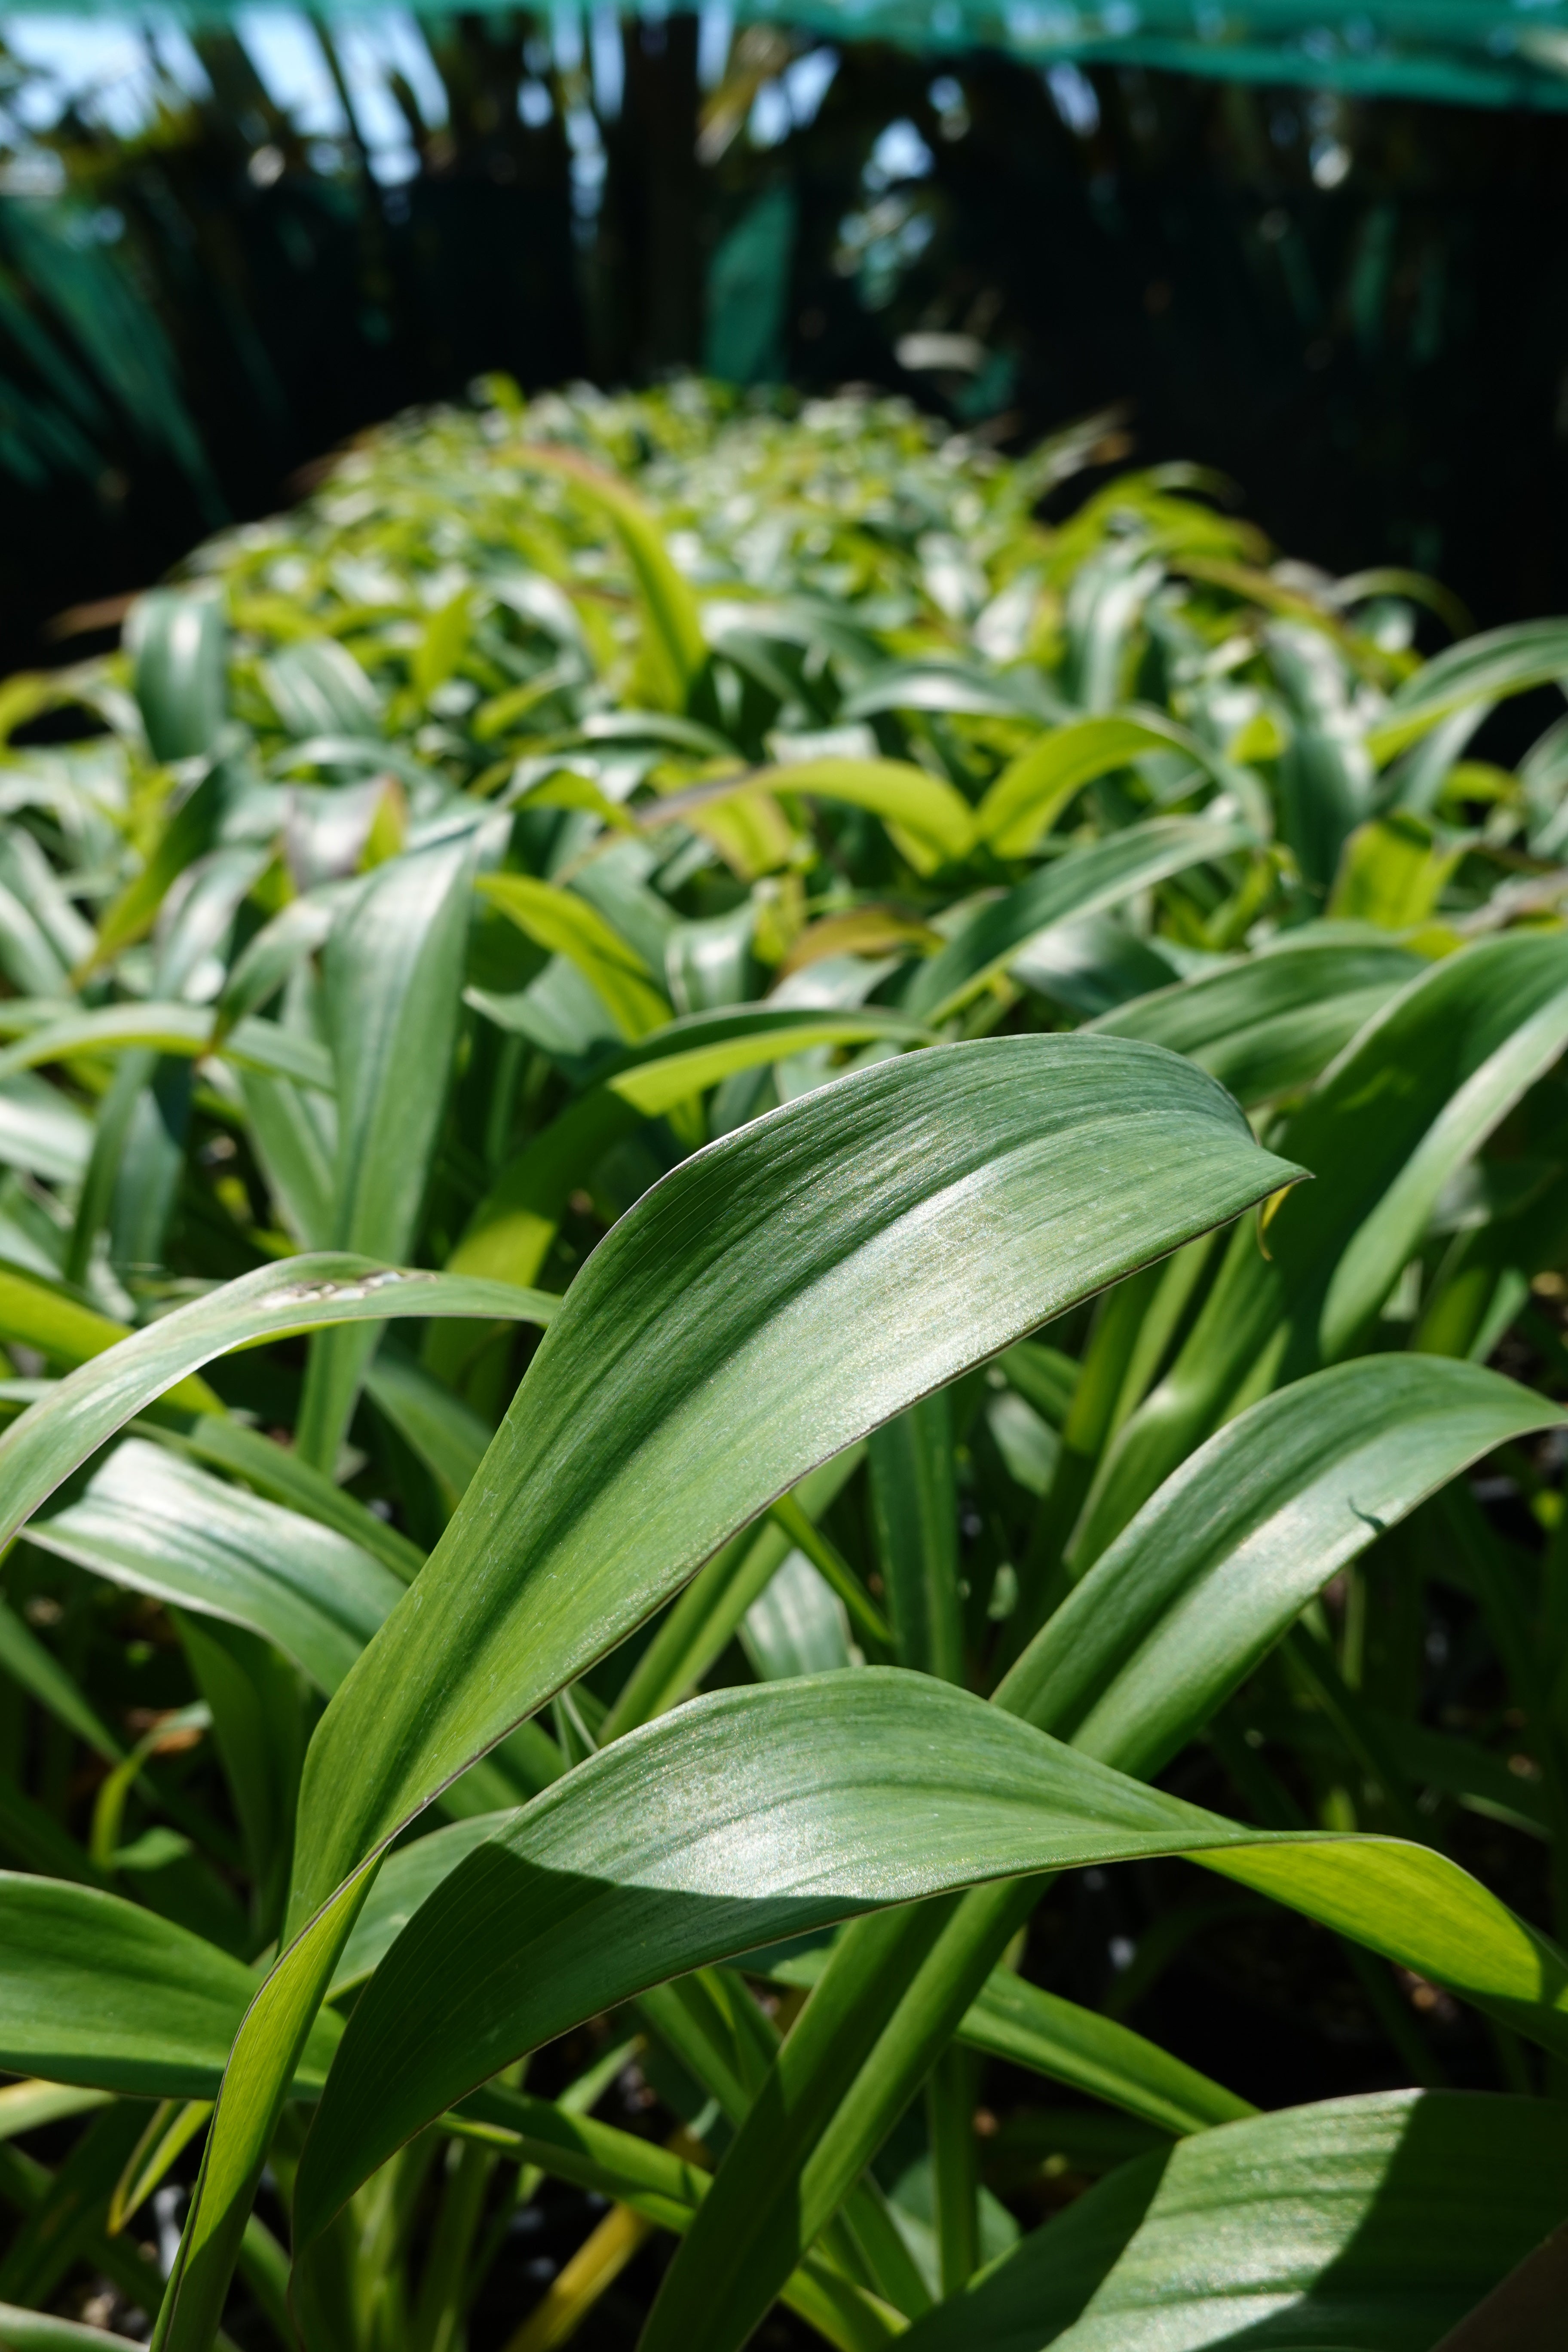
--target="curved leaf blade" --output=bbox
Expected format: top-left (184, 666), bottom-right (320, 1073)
top-left (296, 833), bottom-right (477, 1467)
top-left (1090, 934), bottom-right (1425, 1108)
top-left (641, 1351), bottom-right (1562, 2352)
top-left (28, 1439), bottom-right (405, 1695)
top-left (1370, 617), bottom-right (1568, 760)
top-left (0, 1873), bottom-right (338, 2100)
top-left (900, 2089), bottom-right (1568, 2352)
top-left (478, 871), bottom-right (671, 1040)
top-left (1001, 1354), bottom-right (1563, 1778)
top-left (905, 819), bottom-right (1254, 1024)
top-left (0, 1003), bottom-right (333, 1093)
top-left (523, 446), bottom-right (707, 711)
top-left (449, 1006), bottom-right (935, 1289)
top-left (742, 758), bottom-right (976, 873)
top-left (297, 1671), bottom-right (1568, 2241)
top-left (156, 1037), bottom-right (1293, 2351)
top-left (977, 711), bottom-right (1218, 859)
top-left (1081, 925), bottom-right (1568, 1557)
top-left (1319, 977), bottom-right (1568, 1357)
top-left (0, 1255), bottom-right (556, 1555)
top-left (291, 1035), bottom-right (1298, 1932)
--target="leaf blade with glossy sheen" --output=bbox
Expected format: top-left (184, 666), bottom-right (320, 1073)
top-left (27, 1439), bottom-right (405, 1695)
top-left (290, 1035), bottom-right (1299, 1934)
top-left (1318, 977), bottom-right (1568, 1358)
top-left (1089, 934), bottom-right (1425, 1107)
top-left (1369, 617), bottom-right (1568, 759)
top-left (1080, 925), bottom-right (1568, 1559)
top-left (0, 1872), bottom-right (338, 2100)
top-left (449, 1008), bottom-right (934, 1290)
top-left (899, 2089), bottom-right (1568, 2352)
top-left (0, 1255), bottom-right (556, 1556)
top-left (639, 1352), bottom-right (1562, 2352)
top-left (296, 835), bottom-right (477, 1468)
top-left (158, 1038), bottom-right (1293, 2350)
top-left (295, 1671), bottom-right (1568, 2241)
top-left (998, 1354), bottom-right (1562, 1779)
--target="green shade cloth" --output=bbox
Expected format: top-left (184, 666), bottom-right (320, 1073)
top-left (754, 0), bottom-right (1568, 109)
top-left (12, 1), bottom-right (1568, 110)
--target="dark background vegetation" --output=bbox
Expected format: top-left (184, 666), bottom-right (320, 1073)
top-left (2, 13), bottom-right (1568, 670)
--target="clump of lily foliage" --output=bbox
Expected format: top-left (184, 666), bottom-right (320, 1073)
top-left (0, 377), bottom-right (1567, 2352)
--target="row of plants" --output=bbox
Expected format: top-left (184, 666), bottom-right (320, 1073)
top-left (0, 377), bottom-right (1567, 2347)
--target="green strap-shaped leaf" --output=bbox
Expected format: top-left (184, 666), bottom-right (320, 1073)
top-left (840, 662), bottom-right (1050, 724)
top-left (296, 835), bottom-right (477, 1469)
top-left (640, 1349), bottom-right (1560, 2352)
top-left (954, 1968), bottom-right (1251, 2136)
top-left (445, 2081), bottom-right (900, 2351)
top-left (129, 586), bottom-right (227, 764)
top-left (450, 1005), bottom-right (934, 1289)
top-left (600, 1450), bottom-right (867, 1740)
top-left (213, 889), bottom-right (340, 1036)
top-left (1319, 973), bottom-right (1568, 1357)
top-left (338, 1814), bottom-right (1245, 2146)
top-left (229, 1066), bottom-right (334, 1250)
top-left (0, 1003), bottom-right (334, 1093)
top-left (904, 818), bottom-right (1254, 1023)
top-left (325, 1814), bottom-right (511, 1999)
top-left (522, 445), bottom-right (707, 713)
top-left (604, 1009), bottom-right (934, 1114)
top-left (363, 1351), bottom-right (493, 1514)
top-left (1330, 810), bottom-right (1462, 930)
top-left (168, 1413), bottom-right (426, 1582)
top-left (154, 1879), bottom-right (366, 2350)
top-left (0, 879), bottom-right (70, 1000)
top-left (740, 757), bottom-right (976, 873)
top-left (0, 2297), bottom-right (152, 2346)
top-left (633, 1966), bottom-right (931, 2321)
top-left (1369, 617), bottom-right (1568, 760)
top-left (290, 1036), bottom-right (1296, 1932)
top-left (28, 1439), bottom-right (407, 1694)
top-left (898, 2089), bottom-right (1568, 2352)
top-left (0, 1270), bottom-right (223, 1409)
top-left (294, 1670), bottom-right (1568, 2242)
top-left (1082, 925), bottom-right (1568, 1559)
top-left (742, 1546), bottom-right (856, 1678)
top-left (0, 1597), bottom-right (121, 1763)
top-left (976, 710), bottom-right (1222, 859)
top-left (157, 1035), bottom-right (1294, 2352)
top-left (86, 771), bottom-right (228, 977)
top-left (478, 871), bottom-right (672, 1041)
top-left (758, 1940), bottom-right (1251, 2137)
top-left (999, 1354), bottom-right (1562, 1780)
top-left (0, 1872), bottom-right (340, 2099)
top-left (1268, 623), bottom-right (1375, 890)
top-left (0, 1254), bottom-right (557, 1556)
top-left (1090, 934), bottom-right (1425, 1108)
top-left (868, 1394), bottom-right (963, 1682)
top-left (0, 1071), bottom-right (92, 1186)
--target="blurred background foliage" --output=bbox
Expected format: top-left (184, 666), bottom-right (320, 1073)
top-left (3, 8), bottom-right (1568, 673)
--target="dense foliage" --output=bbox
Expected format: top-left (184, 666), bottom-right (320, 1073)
top-left (1, 380), bottom-right (1568, 2348)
